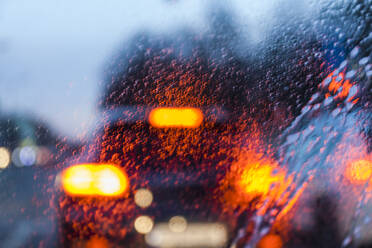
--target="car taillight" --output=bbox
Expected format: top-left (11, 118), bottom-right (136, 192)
top-left (345, 159), bottom-right (372, 184)
top-left (61, 164), bottom-right (129, 197)
top-left (148, 107), bottom-right (203, 128)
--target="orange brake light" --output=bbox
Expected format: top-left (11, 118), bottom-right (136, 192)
top-left (238, 164), bottom-right (279, 197)
top-left (345, 159), bottom-right (372, 184)
top-left (61, 164), bottom-right (129, 197)
top-left (148, 107), bottom-right (203, 128)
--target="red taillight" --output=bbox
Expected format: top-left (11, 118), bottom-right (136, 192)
top-left (61, 164), bottom-right (129, 197)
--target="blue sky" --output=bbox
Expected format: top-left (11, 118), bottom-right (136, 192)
top-left (0, 0), bottom-right (276, 140)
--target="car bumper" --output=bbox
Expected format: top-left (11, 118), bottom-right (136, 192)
top-left (56, 193), bottom-right (237, 247)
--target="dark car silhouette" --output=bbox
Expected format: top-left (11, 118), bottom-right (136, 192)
top-left (54, 27), bottom-right (257, 247)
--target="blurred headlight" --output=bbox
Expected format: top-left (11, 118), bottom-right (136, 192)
top-left (19, 146), bottom-right (37, 166)
top-left (61, 164), bottom-right (129, 197)
top-left (134, 188), bottom-right (153, 208)
top-left (0, 147), bottom-right (10, 169)
top-left (134, 215), bottom-right (154, 234)
top-left (149, 107), bottom-right (203, 128)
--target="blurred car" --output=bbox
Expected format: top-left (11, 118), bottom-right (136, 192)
top-left (54, 9), bottom-right (262, 246)
top-left (56, 106), bottom-right (243, 248)
top-left (0, 114), bottom-right (60, 169)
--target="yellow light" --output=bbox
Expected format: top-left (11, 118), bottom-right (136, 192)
top-left (63, 165), bottom-right (94, 195)
top-left (134, 188), bottom-right (153, 208)
top-left (149, 107), bottom-right (203, 128)
top-left (345, 159), bottom-right (372, 184)
top-left (0, 147), bottom-right (10, 169)
top-left (238, 163), bottom-right (284, 197)
top-left (134, 216), bottom-right (154, 234)
top-left (61, 164), bottom-right (129, 197)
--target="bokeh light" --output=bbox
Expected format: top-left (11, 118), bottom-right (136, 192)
top-left (61, 164), bottom-right (129, 196)
top-left (63, 165), bottom-right (95, 195)
top-left (134, 188), bottom-right (153, 208)
top-left (257, 234), bottom-right (283, 248)
top-left (220, 146), bottom-right (297, 220)
top-left (36, 147), bottom-right (51, 166)
top-left (145, 222), bottom-right (227, 247)
top-left (149, 107), bottom-right (203, 128)
top-left (168, 216), bottom-right (187, 233)
top-left (345, 159), bottom-right (372, 184)
top-left (238, 163), bottom-right (284, 197)
top-left (0, 147), bottom-right (11, 169)
top-left (95, 168), bottom-right (123, 195)
top-left (19, 146), bottom-right (37, 166)
top-left (85, 236), bottom-right (110, 248)
top-left (11, 148), bottom-right (23, 167)
top-left (134, 216), bottom-right (154, 234)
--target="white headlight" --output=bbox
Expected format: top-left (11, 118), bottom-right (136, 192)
top-left (0, 147), bottom-right (10, 169)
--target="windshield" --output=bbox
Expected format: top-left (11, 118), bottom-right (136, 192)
top-left (0, 0), bottom-right (371, 247)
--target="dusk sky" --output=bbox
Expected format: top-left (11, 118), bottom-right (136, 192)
top-left (0, 0), bottom-right (277, 140)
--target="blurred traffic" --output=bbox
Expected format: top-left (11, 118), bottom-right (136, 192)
top-left (0, 112), bottom-right (81, 246)
top-left (0, 0), bottom-right (371, 247)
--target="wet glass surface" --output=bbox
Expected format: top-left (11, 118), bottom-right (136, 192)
top-left (0, 0), bottom-right (371, 247)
